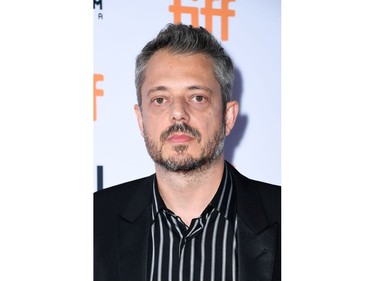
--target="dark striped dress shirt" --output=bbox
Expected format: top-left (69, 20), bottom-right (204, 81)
top-left (147, 163), bottom-right (238, 281)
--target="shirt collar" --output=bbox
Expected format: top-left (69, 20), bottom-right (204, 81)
top-left (151, 162), bottom-right (236, 222)
top-left (208, 162), bottom-right (236, 222)
top-left (151, 177), bottom-right (166, 221)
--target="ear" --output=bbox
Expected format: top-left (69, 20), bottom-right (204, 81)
top-left (134, 104), bottom-right (145, 137)
top-left (224, 100), bottom-right (239, 136)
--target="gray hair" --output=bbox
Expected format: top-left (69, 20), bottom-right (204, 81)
top-left (135, 23), bottom-right (234, 108)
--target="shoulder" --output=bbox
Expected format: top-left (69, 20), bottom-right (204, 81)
top-left (94, 174), bottom-right (154, 197)
top-left (227, 161), bottom-right (280, 193)
top-left (226, 162), bottom-right (281, 223)
top-left (240, 175), bottom-right (281, 210)
top-left (94, 174), bottom-right (154, 215)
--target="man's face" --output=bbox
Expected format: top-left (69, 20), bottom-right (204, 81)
top-left (134, 50), bottom-right (236, 172)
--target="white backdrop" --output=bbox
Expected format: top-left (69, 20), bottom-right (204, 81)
top-left (94, 0), bottom-right (280, 190)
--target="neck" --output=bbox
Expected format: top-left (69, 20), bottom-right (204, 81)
top-left (155, 156), bottom-right (225, 226)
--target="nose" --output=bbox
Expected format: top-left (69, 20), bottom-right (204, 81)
top-left (169, 98), bottom-right (190, 123)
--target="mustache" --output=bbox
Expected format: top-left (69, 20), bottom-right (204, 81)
top-left (160, 123), bottom-right (202, 143)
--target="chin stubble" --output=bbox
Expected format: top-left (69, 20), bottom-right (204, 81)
top-left (143, 120), bottom-right (226, 173)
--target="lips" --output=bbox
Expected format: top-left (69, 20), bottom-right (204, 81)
top-left (166, 134), bottom-right (194, 143)
top-left (160, 123), bottom-right (202, 145)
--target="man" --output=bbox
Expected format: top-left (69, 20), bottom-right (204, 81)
top-left (94, 23), bottom-right (280, 281)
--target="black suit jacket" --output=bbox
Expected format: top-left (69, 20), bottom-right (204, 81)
top-left (94, 163), bottom-right (281, 281)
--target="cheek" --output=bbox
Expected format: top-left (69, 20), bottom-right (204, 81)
top-left (142, 118), bottom-right (164, 138)
top-left (202, 110), bottom-right (222, 128)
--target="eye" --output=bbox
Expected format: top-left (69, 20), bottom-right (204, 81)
top-left (192, 95), bottom-right (207, 103)
top-left (152, 97), bottom-right (166, 105)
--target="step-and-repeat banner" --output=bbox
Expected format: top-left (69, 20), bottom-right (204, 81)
top-left (94, 0), bottom-right (280, 190)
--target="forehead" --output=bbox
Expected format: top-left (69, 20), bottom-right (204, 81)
top-left (146, 50), bottom-right (214, 75)
top-left (142, 50), bottom-right (217, 89)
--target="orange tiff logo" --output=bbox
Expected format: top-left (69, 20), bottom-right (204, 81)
top-left (169, 0), bottom-right (236, 41)
top-left (94, 74), bottom-right (104, 121)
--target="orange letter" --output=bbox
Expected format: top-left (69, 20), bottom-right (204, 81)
top-left (169, 0), bottom-right (200, 27)
top-left (201, 0), bottom-right (236, 41)
top-left (94, 74), bottom-right (104, 121)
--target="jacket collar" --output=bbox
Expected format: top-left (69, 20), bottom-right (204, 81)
top-left (120, 163), bottom-right (272, 233)
top-left (227, 162), bottom-right (279, 281)
top-left (120, 174), bottom-right (154, 223)
top-left (227, 162), bottom-right (270, 233)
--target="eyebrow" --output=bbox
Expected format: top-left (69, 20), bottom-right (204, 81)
top-left (147, 85), bottom-right (213, 96)
top-left (187, 85), bottom-right (213, 93)
top-left (147, 86), bottom-right (168, 95)
top-left (147, 86), bottom-right (168, 96)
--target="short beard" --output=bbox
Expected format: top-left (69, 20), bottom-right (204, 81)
top-left (143, 121), bottom-right (226, 173)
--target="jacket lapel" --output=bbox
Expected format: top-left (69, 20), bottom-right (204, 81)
top-left (237, 218), bottom-right (279, 281)
top-left (117, 175), bottom-right (154, 281)
top-left (230, 164), bottom-right (279, 281)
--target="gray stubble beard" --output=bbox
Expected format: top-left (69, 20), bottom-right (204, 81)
top-left (143, 120), bottom-right (226, 174)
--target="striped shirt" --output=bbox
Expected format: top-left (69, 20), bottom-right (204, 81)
top-left (147, 163), bottom-right (238, 281)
